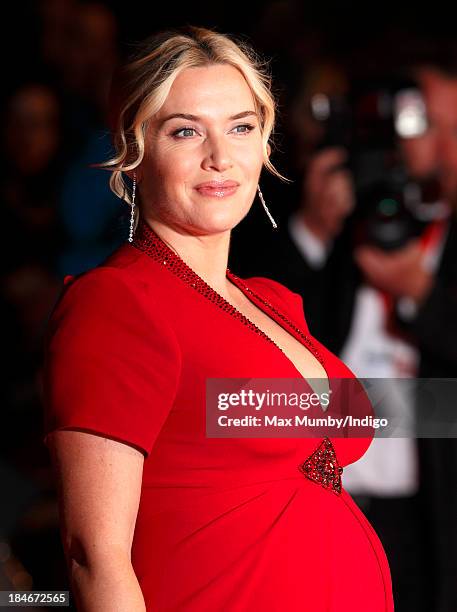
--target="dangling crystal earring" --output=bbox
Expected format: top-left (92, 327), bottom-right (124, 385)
top-left (257, 184), bottom-right (278, 229)
top-left (128, 171), bottom-right (137, 242)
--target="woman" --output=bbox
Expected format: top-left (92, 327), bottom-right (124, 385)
top-left (42, 26), bottom-right (394, 611)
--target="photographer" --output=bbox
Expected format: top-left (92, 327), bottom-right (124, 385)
top-left (354, 62), bottom-right (457, 612)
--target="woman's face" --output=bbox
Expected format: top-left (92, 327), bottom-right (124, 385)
top-left (138, 64), bottom-right (264, 235)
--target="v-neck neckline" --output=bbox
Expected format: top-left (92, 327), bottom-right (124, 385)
top-left (130, 217), bottom-right (331, 389)
top-left (225, 270), bottom-right (330, 382)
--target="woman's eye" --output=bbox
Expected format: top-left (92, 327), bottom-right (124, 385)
top-left (233, 123), bottom-right (255, 134)
top-left (171, 123), bottom-right (255, 139)
top-left (172, 127), bottom-right (197, 138)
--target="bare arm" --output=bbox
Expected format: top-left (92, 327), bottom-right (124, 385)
top-left (48, 430), bottom-right (146, 612)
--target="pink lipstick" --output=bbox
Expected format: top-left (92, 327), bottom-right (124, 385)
top-left (195, 180), bottom-right (239, 198)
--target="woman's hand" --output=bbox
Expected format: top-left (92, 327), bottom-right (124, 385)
top-left (48, 430), bottom-right (147, 611)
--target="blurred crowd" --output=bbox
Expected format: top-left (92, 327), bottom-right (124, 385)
top-left (1, 2), bottom-right (457, 611)
top-left (0, 0), bottom-right (127, 604)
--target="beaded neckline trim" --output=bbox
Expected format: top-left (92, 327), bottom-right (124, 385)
top-left (130, 217), bottom-right (326, 368)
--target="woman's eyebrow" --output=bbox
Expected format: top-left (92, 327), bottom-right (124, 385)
top-left (159, 110), bottom-right (258, 126)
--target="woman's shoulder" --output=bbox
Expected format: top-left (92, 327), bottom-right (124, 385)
top-left (45, 255), bottom-right (181, 367)
top-left (42, 256), bottom-right (182, 460)
top-left (56, 267), bottom-right (143, 320)
top-left (59, 243), bottom-right (164, 304)
top-left (238, 274), bottom-right (308, 330)
top-left (242, 274), bottom-right (303, 308)
top-left (48, 245), bottom-right (171, 338)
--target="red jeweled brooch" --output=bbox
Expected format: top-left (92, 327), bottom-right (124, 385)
top-left (298, 437), bottom-right (343, 495)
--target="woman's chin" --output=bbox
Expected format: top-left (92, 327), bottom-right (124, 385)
top-left (194, 213), bottom-right (245, 235)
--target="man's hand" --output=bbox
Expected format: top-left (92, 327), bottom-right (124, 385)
top-left (300, 147), bottom-right (355, 244)
top-left (354, 239), bottom-right (434, 303)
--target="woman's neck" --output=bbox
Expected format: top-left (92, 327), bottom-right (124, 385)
top-left (140, 215), bottom-right (233, 294)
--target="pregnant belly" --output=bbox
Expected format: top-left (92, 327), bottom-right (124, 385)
top-left (132, 478), bottom-right (393, 611)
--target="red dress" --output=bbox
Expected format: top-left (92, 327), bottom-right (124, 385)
top-left (42, 217), bottom-right (394, 611)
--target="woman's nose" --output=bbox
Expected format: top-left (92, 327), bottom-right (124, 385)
top-left (201, 136), bottom-right (234, 172)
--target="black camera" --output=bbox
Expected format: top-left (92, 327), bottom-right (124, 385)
top-left (309, 79), bottom-right (444, 250)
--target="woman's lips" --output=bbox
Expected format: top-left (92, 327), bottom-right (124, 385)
top-left (195, 185), bottom-right (239, 198)
top-left (194, 180), bottom-right (240, 198)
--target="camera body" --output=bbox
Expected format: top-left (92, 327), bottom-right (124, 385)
top-left (310, 78), bottom-right (443, 250)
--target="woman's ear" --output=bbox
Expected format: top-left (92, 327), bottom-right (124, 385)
top-left (266, 142), bottom-right (272, 157)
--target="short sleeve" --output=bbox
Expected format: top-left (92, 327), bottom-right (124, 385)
top-left (41, 267), bottom-right (181, 458)
top-left (245, 276), bottom-right (310, 333)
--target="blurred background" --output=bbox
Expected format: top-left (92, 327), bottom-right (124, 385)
top-left (2, 1), bottom-right (457, 610)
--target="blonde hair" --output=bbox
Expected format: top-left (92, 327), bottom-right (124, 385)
top-left (96, 25), bottom-right (290, 204)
